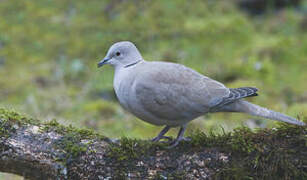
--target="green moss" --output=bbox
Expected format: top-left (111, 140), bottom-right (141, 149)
top-left (189, 123), bottom-right (306, 179)
top-left (167, 171), bottom-right (186, 180)
top-left (42, 119), bottom-right (107, 160)
top-left (0, 108), bottom-right (108, 162)
top-left (149, 169), bottom-right (187, 179)
top-left (107, 138), bottom-right (160, 179)
top-left (1, 107), bottom-right (306, 179)
top-left (229, 127), bottom-right (258, 154)
top-left (106, 122), bottom-right (306, 179)
top-left (0, 108), bottom-right (38, 138)
top-left (107, 137), bottom-right (157, 162)
top-left (190, 128), bottom-right (232, 147)
top-left (55, 133), bottom-right (88, 159)
top-left (213, 124), bottom-right (307, 179)
top-left (42, 119), bottom-right (105, 140)
top-left (191, 126), bottom-right (259, 154)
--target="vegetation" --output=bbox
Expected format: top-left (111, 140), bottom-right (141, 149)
top-left (0, 108), bottom-right (306, 179)
top-left (0, 108), bottom-right (38, 138)
top-left (107, 123), bottom-right (307, 179)
top-left (0, 0), bottom-right (307, 178)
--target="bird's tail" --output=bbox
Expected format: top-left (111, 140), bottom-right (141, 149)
top-left (219, 100), bottom-right (305, 126)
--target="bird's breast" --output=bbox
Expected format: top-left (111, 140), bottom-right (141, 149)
top-left (113, 69), bottom-right (136, 111)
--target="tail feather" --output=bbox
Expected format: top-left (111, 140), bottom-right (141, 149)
top-left (219, 100), bottom-right (305, 126)
top-left (212, 87), bottom-right (258, 110)
top-left (229, 87), bottom-right (258, 99)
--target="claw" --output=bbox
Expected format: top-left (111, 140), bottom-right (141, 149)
top-left (167, 140), bottom-right (180, 148)
top-left (166, 125), bottom-right (188, 148)
top-left (152, 135), bottom-right (172, 143)
top-left (151, 125), bottom-right (189, 148)
top-left (159, 136), bottom-right (173, 143)
top-left (151, 126), bottom-right (171, 142)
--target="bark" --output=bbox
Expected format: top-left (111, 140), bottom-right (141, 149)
top-left (0, 109), bottom-right (306, 179)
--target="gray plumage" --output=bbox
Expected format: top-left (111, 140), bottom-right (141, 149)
top-left (98, 41), bottom-right (305, 147)
top-left (211, 87), bottom-right (258, 111)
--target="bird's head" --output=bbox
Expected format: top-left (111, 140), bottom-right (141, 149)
top-left (98, 41), bottom-right (143, 69)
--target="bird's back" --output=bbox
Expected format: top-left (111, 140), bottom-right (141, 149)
top-left (114, 61), bottom-right (231, 126)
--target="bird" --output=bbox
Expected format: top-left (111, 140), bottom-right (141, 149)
top-left (97, 41), bottom-right (305, 147)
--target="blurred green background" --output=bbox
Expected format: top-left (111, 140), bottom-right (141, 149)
top-left (1, 0), bottom-right (307, 178)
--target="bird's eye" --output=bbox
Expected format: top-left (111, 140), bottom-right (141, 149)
top-left (116, 52), bottom-right (121, 56)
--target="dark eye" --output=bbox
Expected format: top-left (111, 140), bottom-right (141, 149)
top-left (116, 52), bottom-right (121, 56)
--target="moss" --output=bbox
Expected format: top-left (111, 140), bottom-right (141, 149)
top-left (0, 108), bottom-right (38, 138)
top-left (167, 171), bottom-right (187, 180)
top-left (229, 127), bottom-right (259, 154)
top-left (151, 171), bottom-right (186, 180)
top-left (0, 108), bottom-right (37, 126)
top-left (106, 121), bottom-right (306, 179)
top-left (190, 128), bottom-right (232, 148)
top-left (55, 133), bottom-right (88, 159)
top-left (42, 119), bottom-right (107, 161)
top-left (42, 119), bottom-right (106, 140)
top-left (107, 137), bottom-right (157, 162)
top-left (106, 137), bottom-right (165, 178)
top-left (214, 167), bottom-right (253, 180)
top-left (0, 108), bottom-right (102, 161)
top-left (0, 108), bottom-right (107, 162)
top-left (1, 107), bottom-right (306, 179)
top-left (213, 124), bottom-right (307, 179)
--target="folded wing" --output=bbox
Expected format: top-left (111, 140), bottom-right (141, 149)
top-left (134, 62), bottom-right (231, 121)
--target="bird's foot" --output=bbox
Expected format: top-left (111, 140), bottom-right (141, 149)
top-left (151, 135), bottom-right (173, 143)
top-left (166, 136), bottom-right (191, 148)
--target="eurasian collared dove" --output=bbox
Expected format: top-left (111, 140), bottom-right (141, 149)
top-left (97, 41), bottom-right (305, 147)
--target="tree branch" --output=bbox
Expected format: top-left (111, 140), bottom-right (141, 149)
top-left (0, 108), bottom-right (306, 179)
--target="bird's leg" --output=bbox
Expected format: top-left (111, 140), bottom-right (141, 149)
top-left (167, 124), bottom-right (188, 148)
top-left (151, 126), bottom-right (172, 142)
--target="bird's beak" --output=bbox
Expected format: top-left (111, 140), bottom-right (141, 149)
top-left (97, 57), bottom-right (110, 68)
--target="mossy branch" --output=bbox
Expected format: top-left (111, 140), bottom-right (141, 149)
top-left (0, 108), bottom-right (306, 179)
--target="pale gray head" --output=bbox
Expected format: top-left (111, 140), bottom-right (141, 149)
top-left (98, 41), bottom-right (143, 68)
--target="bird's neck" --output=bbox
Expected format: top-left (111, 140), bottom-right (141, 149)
top-left (114, 59), bottom-right (144, 71)
top-left (113, 60), bottom-right (144, 90)
top-left (124, 59), bottom-right (143, 68)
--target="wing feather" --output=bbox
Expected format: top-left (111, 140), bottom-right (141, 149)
top-left (134, 62), bottom-right (230, 121)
